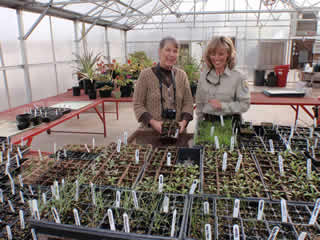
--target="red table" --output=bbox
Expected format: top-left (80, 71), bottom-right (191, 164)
top-left (0, 90), bottom-right (132, 146)
top-left (250, 92), bottom-right (320, 122)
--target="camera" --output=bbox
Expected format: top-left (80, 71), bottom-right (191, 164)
top-left (162, 109), bottom-right (176, 120)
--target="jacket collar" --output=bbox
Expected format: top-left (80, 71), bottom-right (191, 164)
top-left (205, 66), bottom-right (232, 85)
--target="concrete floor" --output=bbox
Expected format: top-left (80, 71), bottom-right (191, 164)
top-left (31, 75), bottom-right (320, 152)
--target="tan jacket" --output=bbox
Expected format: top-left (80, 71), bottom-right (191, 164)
top-left (196, 65), bottom-right (250, 121)
top-left (133, 67), bottom-right (193, 127)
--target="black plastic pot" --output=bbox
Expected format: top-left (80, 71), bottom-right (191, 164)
top-left (88, 90), bottom-right (97, 99)
top-left (99, 89), bottom-right (112, 98)
top-left (72, 86), bottom-right (81, 96)
top-left (83, 80), bottom-right (93, 95)
top-left (120, 84), bottom-right (133, 97)
top-left (266, 72), bottom-right (278, 87)
top-left (254, 69), bottom-right (265, 86)
top-left (78, 79), bottom-right (84, 89)
top-left (17, 121), bottom-right (30, 130)
top-left (177, 146), bottom-right (202, 165)
top-left (16, 113), bottom-right (32, 122)
top-left (30, 116), bottom-right (42, 126)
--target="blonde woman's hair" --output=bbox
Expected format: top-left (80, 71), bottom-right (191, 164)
top-left (204, 36), bottom-right (236, 70)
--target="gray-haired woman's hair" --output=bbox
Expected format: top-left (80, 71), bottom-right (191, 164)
top-left (159, 36), bottom-right (179, 49)
top-left (204, 36), bottom-right (236, 70)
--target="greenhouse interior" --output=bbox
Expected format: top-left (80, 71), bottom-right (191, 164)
top-left (1, 0), bottom-right (320, 239)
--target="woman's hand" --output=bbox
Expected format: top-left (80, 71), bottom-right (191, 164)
top-left (178, 120), bottom-right (188, 134)
top-left (149, 119), bottom-right (162, 133)
top-left (208, 99), bottom-right (222, 110)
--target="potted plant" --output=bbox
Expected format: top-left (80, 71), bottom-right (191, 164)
top-left (99, 85), bottom-right (113, 98)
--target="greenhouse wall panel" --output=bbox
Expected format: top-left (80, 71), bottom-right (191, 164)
top-left (57, 64), bottom-right (73, 94)
top-left (0, 73), bottom-right (9, 111)
top-left (6, 69), bottom-right (27, 108)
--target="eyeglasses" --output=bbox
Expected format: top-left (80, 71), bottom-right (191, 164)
top-left (206, 68), bottom-right (221, 86)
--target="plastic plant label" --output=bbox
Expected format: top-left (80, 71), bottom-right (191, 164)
top-left (0, 151), bottom-right (2, 163)
top-left (8, 173), bottom-right (15, 195)
top-left (85, 144), bottom-right (90, 153)
top-left (233, 199), bottom-right (240, 218)
top-left (61, 178), bottom-right (65, 189)
top-left (116, 190), bottom-right (121, 208)
top-left (123, 213), bottom-right (130, 233)
top-left (210, 126), bottom-right (214, 137)
top-left (73, 208), bottom-right (81, 226)
top-left (32, 199), bottom-right (40, 220)
top-left (0, 189), bottom-right (3, 203)
top-left (20, 210), bottom-right (25, 230)
top-left (167, 152), bottom-right (171, 166)
top-left (235, 154), bottom-right (242, 173)
top-left (205, 224), bottom-right (212, 240)
top-left (90, 182), bottom-right (96, 206)
top-left (29, 185), bottom-right (34, 196)
top-left (5, 162), bottom-right (9, 176)
top-left (15, 155), bottom-right (20, 168)
top-left (189, 179), bottom-right (198, 194)
top-left (269, 139), bottom-right (275, 154)
top-left (314, 118), bottom-right (317, 128)
top-left (204, 201), bottom-right (210, 215)
top-left (124, 131), bottom-right (128, 145)
top-left (7, 151), bottom-right (10, 164)
top-left (163, 195), bottom-right (169, 213)
top-left (298, 232), bottom-right (307, 240)
top-left (307, 159), bottom-right (312, 180)
top-left (64, 149), bottom-right (67, 158)
top-left (220, 115), bottom-right (224, 127)
top-left (8, 200), bottom-right (15, 213)
top-left (51, 207), bottom-right (61, 224)
top-left (38, 149), bottom-right (43, 161)
top-left (107, 209), bottom-right (116, 231)
top-left (54, 181), bottom-right (60, 200)
top-left (257, 200), bottom-right (265, 220)
top-left (56, 109), bottom-right (58, 115)
top-left (214, 136), bottom-right (220, 149)
top-left (18, 147), bottom-right (23, 159)
top-left (312, 146), bottom-right (316, 158)
top-left (92, 137), bottom-right (95, 150)
top-left (278, 154), bottom-right (284, 177)
top-left (135, 149), bottom-right (139, 164)
top-left (10, 143), bottom-right (12, 152)
top-left (281, 199), bottom-right (288, 223)
top-left (306, 139), bottom-right (310, 152)
top-left (54, 142), bottom-right (57, 154)
top-left (117, 139), bottom-right (121, 153)
top-left (42, 193), bottom-right (47, 205)
top-left (233, 224), bottom-right (240, 240)
top-left (310, 127), bottom-right (314, 138)
top-left (18, 175), bottom-right (24, 188)
top-left (230, 136), bottom-right (235, 151)
top-left (75, 180), bottom-right (79, 201)
top-left (309, 198), bottom-right (320, 225)
top-left (20, 191), bottom-right (25, 204)
top-left (57, 151), bottom-right (60, 161)
top-left (31, 229), bottom-right (38, 240)
top-left (170, 209), bottom-right (177, 237)
top-left (222, 152), bottom-right (228, 171)
top-left (267, 226), bottom-right (280, 240)
top-left (315, 138), bottom-right (318, 149)
top-left (289, 125), bottom-right (294, 139)
top-left (132, 191), bottom-right (139, 209)
top-left (6, 225), bottom-right (12, 240)
top-left (159, 175), bottom-right (164, 193)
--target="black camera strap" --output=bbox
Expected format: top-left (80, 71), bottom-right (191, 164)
top-left (154, 64), bottom-right (177, 115)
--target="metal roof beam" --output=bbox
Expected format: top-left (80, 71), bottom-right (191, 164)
top-left (112, 0), bottom-right (145, 15)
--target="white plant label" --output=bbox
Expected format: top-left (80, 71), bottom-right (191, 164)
top-left (281, 199), bottom-right (288, 223)
top-left (54, 142), bottom-right (57, 154)
top-left (222, 152), bottom-right (228, 171)
top-left (6, 225), bottom-right (12, 240)
top-left (298, 232), bottom-right (307, 240)
top-left (64, 149), bottom-right (67, 158)
top-left (75, 180), bottom-right (79, 201)
top-left (19, 191), bottom-right (25, 204)
top-left (32, 199), bottom-right (40, 220)
top-left (108, 208), bottom-right (116, 231)
top-left (61, 178), bottom-right (65, 189)
top-left (51, 207), bottom-right (61, 224)
top-left (123, 213), bottom-right (130, 233)
top-left (29, 185), bottom-right (34, 196)
top-left (205, 224), bottom-right (212, 240)
top-left (8, 173), bottom-right (15, 195)
top-left (117, 139), bottom-right (121, 153)
top-left (315, 138), bottom-right (319, 149)
top-left (55, 109), bottom-right (58, 115)
top-left (233, 199), bottom-right (240, 218)
top-left (18, 147), bottom-right (23, 159)
top-left (42, 193), bottom-right (47, 205)
top-left (15, 154), bottom-right (20, 167)
top-left (167, 152), bottom-right (171, 166)
top-left (135, 149), bottom-right (139, 164)
top-left (31, 229), bottom-right (38, 240)
top-left (189, 180), bottom-right (198, 194)
top-left (132, 191), bottom-right (139, 209)
top-left (235, 154), bottom-right (243, 173)
top-left (57, 151), bottom-right (60, 161)
top-left (306, 139), bottom-right (310, 152)
top-left (159, 175), bottom-right (164, 193)
top-left (210, 126), bottom-right (214, 137)
top-left (230, 136), bottom-right (235, 151)
top-left (170, 209), bottom-right (177, 237)
top-left (107, 209), bottom-right (116, 231)
top-left (267, 226), bottom-right (280, 240)
top-left (233, 224), bottom-right (240, 240)
top-left (116, 190), bottom-right (121, 208)
top-left (310, 127), bottom-right (314, 138)
top-left (307, 159), bottom-right (312, 180)
top-left (8, 200), bottom-right (15, 213)
top-left (85, 144), bottom-right (90, 153)
top-left (10, 143), bottom-right (12, 152)
top-left (314, 118), bottom-right (317, 128)
top-left (53, 181), bottom-right (59, 200)
top-left (312, 146), bottom-right (316, 158)
top-left (0, 151), bottom-right (2, 164)
top-left (257, 200), bottom-right (265, 221)
top-left (92, 137), bottom-right (95, 150)
top-left (38, 149), bottom-right (43, 161)
top-left (269, 139), bottom-right (275, 154)
top-left (124, 131), bottom-right (128, 145)
top-left (90, 182), bottom-right (96, 206)
top-left (204, 201), bottom-right (210, 215)
top-left (163, 196), bottom-right (169, 213)
top-left (20, 210), bottom-right (25, 230)
top-left (73, 208), bottom-right (81, 226)
top-left (7, 152), bottom-right (10, 164)
top-left (0, 189), bottom-right (3, 203)
top-left (220, 115), bottom-right (224, 127)
top-left (5, 162), bottom-right (9, 176)
top-left (289, 125), bottom-right (294, 139)
top-left (214, 136), bottom-right (220, 149)
top-left (18, 175), bottom-right (23, 188)
top-left (278, 155), bottom-right (284, 176)
top-left (309, 198), bottom-right (320, 225)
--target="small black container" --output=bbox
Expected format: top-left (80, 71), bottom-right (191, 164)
top-left (177, 146), bottom-right (202, 165)
top-left (99, 89), bottom-right (112, 98)
top-left (266, 72), bottom-right (278, 87)
top-left (72, 86), bottom-right (81, 96)
top-left (30, 116), bottom-right (42, 126)
top-left (17, 121), bottom-right (30, 130)
top-left (120, 84), bottom-right (133, 97)
top-left (16, 113), bottom-right (32, 122)
top-left (88, 90), bottom-right (97, 99)
top-left (254, 69), bottom-right (265, 86)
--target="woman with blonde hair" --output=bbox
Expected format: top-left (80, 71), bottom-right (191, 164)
top-left (196, 36), bottom-right (250, 122)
